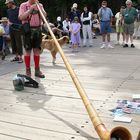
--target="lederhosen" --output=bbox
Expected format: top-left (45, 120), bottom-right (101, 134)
top-left (23, 7), bottom-right (42, 51)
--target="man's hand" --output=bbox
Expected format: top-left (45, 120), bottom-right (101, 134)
top-left (29, 3), bottom-right (38, 13)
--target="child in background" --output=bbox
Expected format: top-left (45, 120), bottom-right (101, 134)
top-left (115, 6), bottom-right (125, 45)
top-left (69, 16), bottom-right (81, 52)
top-left (92, 14), bottom-right (100, 39)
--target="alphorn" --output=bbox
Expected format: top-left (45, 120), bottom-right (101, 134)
top-left (36, 2), bottom-right (132, 140)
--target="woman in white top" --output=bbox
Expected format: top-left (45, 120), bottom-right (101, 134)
top-left (115, 6), bottom-right (125, 45)
top-left (63, 17), bottom-right (70, 35)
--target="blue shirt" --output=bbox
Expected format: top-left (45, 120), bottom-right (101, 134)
top-left (7, 7), bottom-right (21, 25)
top-left (1, 24), bottom-right (9, 35)
top-left (98, 7), bottom-right (113, 21)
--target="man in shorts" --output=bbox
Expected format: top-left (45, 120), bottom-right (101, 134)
top-left (98, 1), bottom-right (114, 49)
top-left (19, 0), bottom-right (47, 78)
top-left (122, 0), bottom-right (137, 48)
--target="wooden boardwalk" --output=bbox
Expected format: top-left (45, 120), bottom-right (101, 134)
top-left (0, 34), bottom-right (140, 140)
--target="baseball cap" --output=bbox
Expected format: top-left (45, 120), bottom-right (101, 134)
top-left (72, 3), bottom-right (78, 8)
top-left (0, 17), bottom-right (8, 22)
top-left (126, 0), bottom-right (132, 4)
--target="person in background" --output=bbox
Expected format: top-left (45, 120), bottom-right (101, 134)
top-left (54, 16), bottom-right (63, 38)
top-left (69, 3), bottom-right (81, 23)
top-left (55, 16), bottom-right (63, 30)
top-left (122, 0), bottom-right (137, 48)
top-left (63, 17), bottom-right (71, 36)
top-left (81, 6), bottom-right (93, 47)
top-left (92, 14), bottom-right (100, 39)
top-left (0, 17), bottom-right (11, 55)
top-left (115, 6), bottom-right (125, 45)
top-left (98, 0), bottom-right (114, 49)
top-left (133, 7), bottom-right (140, 39)
top-left (5, 0), bottom-right (23, 62)
top-left (19, 0), bottom-right (46, 78)
top-left (69, 16), bottom-right (81, 52)
top-left (0, 23), bottom-right (5, 60)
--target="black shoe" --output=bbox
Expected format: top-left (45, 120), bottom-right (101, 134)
top-left (83, 45), bottom-right (87, 47)
top-left (131, 44), bottom-right (135, 48)
top-left (123, 44), bottom-right (128, 48)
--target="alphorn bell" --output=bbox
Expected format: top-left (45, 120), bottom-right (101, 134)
top-left (36, 2), bottom-right (132, 140)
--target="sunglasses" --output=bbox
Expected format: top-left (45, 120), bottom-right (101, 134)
top-left (126, 4), bottom-right (131, 5)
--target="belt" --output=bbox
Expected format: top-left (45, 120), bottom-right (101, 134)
top-left (30, 26), bottom-right (41, 29)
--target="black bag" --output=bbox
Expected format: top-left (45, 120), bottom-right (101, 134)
top-left (17, 74), bottom-right (39, 88)
top-left (22, 23), bottom-right (31, 34)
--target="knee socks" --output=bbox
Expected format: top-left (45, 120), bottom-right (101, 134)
top-left (34, 55), bottom-right (40, 69)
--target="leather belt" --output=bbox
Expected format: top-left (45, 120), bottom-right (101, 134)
top-left (30, 26), bottom-right (41, 29)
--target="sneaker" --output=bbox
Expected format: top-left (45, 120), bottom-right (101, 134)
top-left (108, 44), bottom-right (114, 49)
top-left (123, 44), bottom-right (128, 48)
top-left (35, 68), bottom-right (45, 78)
top-left (83, 45), bottom-right (87, 47)
top-left (131, 44), bottom-right (135, 48)
top-left (100, 44), bottom-right (106, 49)
top-left (89, 45), bottom-right (92, 47)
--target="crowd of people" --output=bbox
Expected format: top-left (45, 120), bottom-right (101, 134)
top-left (0, 0), bottom-right (140, 78)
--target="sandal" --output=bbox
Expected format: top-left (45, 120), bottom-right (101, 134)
top-left (1, 52), bottom-right (6, 60)
top-left (11, 57), bottom-right (19, 62)
top-left (18, 58), bottom-right (23, 63)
